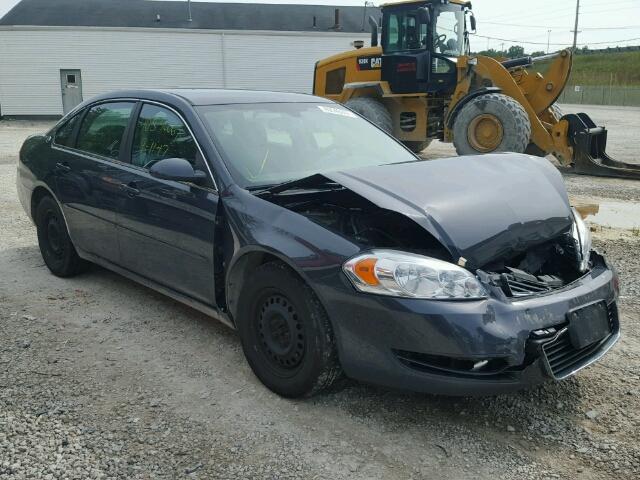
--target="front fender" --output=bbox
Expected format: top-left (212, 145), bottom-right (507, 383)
top-left (221, 186), bottom-right (360, 322)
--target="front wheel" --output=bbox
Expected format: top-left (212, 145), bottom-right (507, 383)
top-left (452, 93), bottom-right (531, 155)
top-left (236, 262), bottom-right (343, 398)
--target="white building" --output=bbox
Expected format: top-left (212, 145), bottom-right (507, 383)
top-left (0, 0), bottom-right (377, 117)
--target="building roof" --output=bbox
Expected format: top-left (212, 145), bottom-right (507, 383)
top-left (0, 0), bottom-right (380, 33)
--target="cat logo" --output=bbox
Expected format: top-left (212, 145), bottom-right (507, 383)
top-left (357, 56), bottom-right (382, 71)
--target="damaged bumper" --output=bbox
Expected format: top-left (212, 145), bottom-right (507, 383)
top-left (325, 252), bottom-right (619, 396)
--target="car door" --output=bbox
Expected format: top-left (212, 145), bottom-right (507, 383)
top-left (114, 102), bottom-right (219, 305)
top-left (53, 101), bottom-right (136, 263)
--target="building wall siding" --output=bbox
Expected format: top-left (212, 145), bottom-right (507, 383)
top-left (0, 28), bottom-right (368, 116)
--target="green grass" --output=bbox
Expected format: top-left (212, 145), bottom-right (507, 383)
top-left (568, 51), bottom-right (640, 86)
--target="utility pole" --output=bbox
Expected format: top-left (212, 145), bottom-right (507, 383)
top-left (571, 0), bottom-right (580, 50)
top-left (547, 29), bottom-right (552, 53)
top-left (187, 0), bottom-right (193, 22)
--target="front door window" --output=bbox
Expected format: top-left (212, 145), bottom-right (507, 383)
top-left (131, 104), bottom-right (198, 169)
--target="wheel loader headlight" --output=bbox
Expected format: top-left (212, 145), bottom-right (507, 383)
top-left (343, 250), bottom-right (487, 299)
top-left (571, 207), bottom-right (592, 272)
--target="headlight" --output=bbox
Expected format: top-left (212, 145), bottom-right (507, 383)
top-left (571, 207), bottom-right (592, 272)
top-left (343, 250), bottom-right (487, 299)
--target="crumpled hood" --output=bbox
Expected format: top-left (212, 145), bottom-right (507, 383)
top-left (323, 153), bottom-right (573, 269)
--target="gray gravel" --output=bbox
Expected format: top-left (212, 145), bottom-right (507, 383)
top-left (1, 113), bottom-right (640, 479)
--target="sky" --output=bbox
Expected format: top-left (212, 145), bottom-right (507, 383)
top-left (0, 0), bottom-right (639, 53)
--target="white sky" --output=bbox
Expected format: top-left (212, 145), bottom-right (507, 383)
top-left (0, 0), bottom-right (639, 53)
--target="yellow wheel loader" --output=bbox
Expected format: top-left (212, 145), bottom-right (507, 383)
top-left (313, 0), bottom-right (640, 180)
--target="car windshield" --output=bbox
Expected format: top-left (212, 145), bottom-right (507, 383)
top-left (197, 102), bottom-right (417, 189)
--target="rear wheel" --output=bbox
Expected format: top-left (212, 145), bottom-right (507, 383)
top-left (403, 139), bottom-right (432, 154)
top-left (236, 262), bottom-right (343, 398)
top-left (345, 97), bottom-right (393, 133)
top-left (35, 195), bottom-right (87, 277)
top-left (453, 93), bottom-right (531, 155)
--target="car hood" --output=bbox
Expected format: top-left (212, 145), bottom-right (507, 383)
top-left (321, 153), bottom-right (573, 269)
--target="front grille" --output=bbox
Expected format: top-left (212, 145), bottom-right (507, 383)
top-left (501, 273), bottom-right (557, 297)
top-left (541, 303), bottom-right (618, 379)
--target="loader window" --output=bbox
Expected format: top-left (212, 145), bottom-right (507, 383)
top-left (383, 10), bottom-right (429, 53)
top-left (434, 8), bottom-right (465, 57)
top-left (325, 67), bottom-right (346, 95)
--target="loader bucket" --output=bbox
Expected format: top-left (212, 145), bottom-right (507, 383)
top-left (562, 113), bottom-right (640, 180)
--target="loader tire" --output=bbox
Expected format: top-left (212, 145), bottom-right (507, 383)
top-left (453, 93), bottom-right (531, 156)
top-left (403, 139), bottom-right (432, 153)
top-left (345, 97), bottom-right (393, 134)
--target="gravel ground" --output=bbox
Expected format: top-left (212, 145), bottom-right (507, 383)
top-left (1, 108), bottom-right (639, 479)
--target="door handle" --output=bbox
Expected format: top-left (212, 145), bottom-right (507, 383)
top-left (119, 182), bottom-right (140, 197)
top-left (55, 162), bottom-right (71, 173)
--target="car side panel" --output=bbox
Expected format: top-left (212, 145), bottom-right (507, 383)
top-left (53, 147), bottom-right (124, 262)
top-left (114, 164), bottom-right (218, 304)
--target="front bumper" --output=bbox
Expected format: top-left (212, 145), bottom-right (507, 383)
top-left (320, 252), bottom-right (619, 396)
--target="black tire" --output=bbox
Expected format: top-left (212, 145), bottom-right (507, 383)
top-left (452, 93), bottom-right (531, 155)
top-left (236, 262), bottom-right (343, 398)
top-left (524, 143), bottom-right (546, 157)
top-left (403, 139), bottom-right (433, 153)
top-left (35, 195), bottom-right (87, 277)
top-left (345, 97), bottom-right (393, 133)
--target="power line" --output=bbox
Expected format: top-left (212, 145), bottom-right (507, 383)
top-left (473, 33), bottom-right (640, 47)
top-left (487, 5), bottom-right (583, 24)
top-left (582, 26), bottom-right (640, 30)
top-left (580, 5), bottom-right (640, 16)
top-left (487, 4), bottom-right (576, 23)
top-left (480, 21), bottom-right (640, 31)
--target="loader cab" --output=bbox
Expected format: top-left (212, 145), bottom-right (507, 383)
top-left (380, 1), bottom-right (470, 94)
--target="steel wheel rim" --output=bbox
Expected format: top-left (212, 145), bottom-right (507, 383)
top-left (467, 114), bottom-right (504, 152)
top-left (45, 211), bottom-right (64, 258)
top-left (256, 293), bottom-right (305, 371)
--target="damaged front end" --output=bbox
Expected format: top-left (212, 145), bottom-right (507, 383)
top-left (249, 154), bottom-right (618, 393)
top-left (258, 155), bottom-right (592, 300)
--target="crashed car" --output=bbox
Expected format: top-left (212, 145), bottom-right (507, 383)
top-left (17, 89), bottom-right (620, 397)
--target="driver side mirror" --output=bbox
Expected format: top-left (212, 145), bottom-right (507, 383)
top-left (469, 14), bottom-right (477, 33)
top-left (417, 7), bottom-right (431, 26)
top-left (149, 157), bottom-right (208, 184)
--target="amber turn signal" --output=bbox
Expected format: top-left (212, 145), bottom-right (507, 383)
top-left (353, 257), bottom-right (379, 286)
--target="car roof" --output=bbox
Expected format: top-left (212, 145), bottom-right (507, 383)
top-left (90, 89), bottom-right (333, 106)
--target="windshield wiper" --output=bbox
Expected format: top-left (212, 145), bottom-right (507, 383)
top-left (251, 174), bottom-right (343, 196)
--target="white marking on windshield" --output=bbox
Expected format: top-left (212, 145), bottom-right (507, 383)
top-left (317, 105), bottom-right (357, 118)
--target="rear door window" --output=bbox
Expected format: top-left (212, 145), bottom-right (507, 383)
top-left (76, 102), bottom-right (135, 160)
